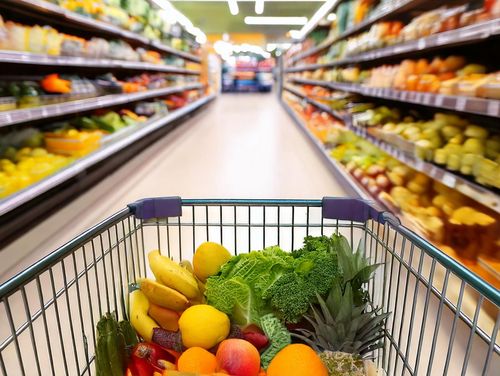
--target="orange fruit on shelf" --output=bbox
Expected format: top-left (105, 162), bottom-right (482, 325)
top-left (267, 344), bottom-right (328, 376)
top-left (177, 347), bottom-right (217, 374)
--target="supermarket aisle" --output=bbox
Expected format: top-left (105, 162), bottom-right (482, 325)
top-left (0, 93), bottom-right (348, 281)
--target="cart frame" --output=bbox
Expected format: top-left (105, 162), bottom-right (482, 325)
top-left (0, 197), bottom-right (498, 375)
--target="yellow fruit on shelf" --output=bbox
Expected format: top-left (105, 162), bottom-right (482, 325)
top-left (148, 250), bottom-right (200, 299)
top-left (178, 304), bottom-right (230, 349)
top-left (138, 278), bottom-right (190, 312)
top-left (129, 289), bottom-right (159, 342)
top-left (193, 242), bottom-right (232, 282)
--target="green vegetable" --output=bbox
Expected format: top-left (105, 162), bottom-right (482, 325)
top-left (92, 112), bottom-right (125, 133)
top-left (263, 239), bottom-right (339, 323)
top-left (205, 246), bottom-right (293, 326)
top-left (75, 117), bottom-right (98, 130)
top-left (95, 313), bottom-right (133, 376)
top-left (260, 314), bottom-right (291, 369)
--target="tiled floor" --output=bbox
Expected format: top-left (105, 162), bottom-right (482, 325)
top-left (0, 93), bottom-right (348, 282)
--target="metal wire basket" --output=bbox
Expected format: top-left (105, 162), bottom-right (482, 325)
top-left (0, 197), bottom-right (498, 375)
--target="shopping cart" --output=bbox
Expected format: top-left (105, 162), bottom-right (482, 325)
top-left (0, 197), bottom-right (498, 376)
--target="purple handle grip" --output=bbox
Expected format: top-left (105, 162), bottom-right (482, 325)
top-left (128, 197), bottom-right (182, 220)
top-left (322, 197), bottom-right (392, 224)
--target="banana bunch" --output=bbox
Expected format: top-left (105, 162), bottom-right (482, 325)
top-left (129, 250), bottom-right (206, 342)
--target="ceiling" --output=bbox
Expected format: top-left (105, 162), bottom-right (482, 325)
top-left (171, 0), bottom-right (325, 42)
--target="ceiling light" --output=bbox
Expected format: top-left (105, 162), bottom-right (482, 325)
top-left (295, 0), bottom-right (339, 39)
top-left (227, 0), bottom-right (239, 15)
top-left (255, 0), bottom-right (264, 14)
top-left (244, 16), bottom-right (307, 25)
top-left (327, 13), bottom-right (337, 22)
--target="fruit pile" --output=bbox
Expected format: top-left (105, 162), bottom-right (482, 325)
top-left (358, 109), bottom-right (500, 190)
top-left (96, 236), bottom-right (388, 376)
top-left (285, 96), bottom-right (499, 262)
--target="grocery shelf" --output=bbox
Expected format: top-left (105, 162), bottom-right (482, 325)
top-left (288, 78), bottom-right (500, 118)
top-left (0, 83), bottom-right (204, 128)
top-left (281, 99), bottom-right (373, 200)
top-left (283, 85), bottom-right (347, 120)
top-left (288, 0), bottom-right (425, 65)
top-left (0, 50), bottom-right (201, 74)
top-left (2, 0), bottom-right (201, 63)
top-left (287, 18), bottom-right (500, 71)
top-left (284, 85), bottom-right (500, 213)
top-left (0, 94), bottom-right (215, 216)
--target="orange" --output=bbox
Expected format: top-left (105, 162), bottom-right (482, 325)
top-left (266, 344), bottom-right (328, 376)
top-left (177, 347), bottom-right (217, 374)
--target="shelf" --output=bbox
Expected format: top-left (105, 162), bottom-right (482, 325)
top-left (2, 0), bottom-right (201, 63)
top-left (280, 99), bottom-right (372, 200)
top-left (283, 85), bottom-right (500, 213)
top-left (0, 50), bottom-right (201, 74)
top-left (0, 83), bottom-right (204, 128)
top-left (286, 19), bottom-right (500, 72)
top-left (288, 0), bottom-right (425, 65)
top-left (288, 78), bottom-right (500, 118)
top-left (0, 94), bottom-right (215, 216)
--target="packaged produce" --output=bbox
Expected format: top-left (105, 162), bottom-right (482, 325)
top-left (44, 129), bottom-right (101, 157)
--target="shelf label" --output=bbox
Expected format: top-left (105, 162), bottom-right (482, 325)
top-left (417, 39), bottom-right (426, 50)
top-left (487, 100), bottom-right (500, 116)
top-left (442, 173), bottom-right (456, 188)
top-left (435, 95), bottom-right (444, 106)
top-left (456, 97), bottom-right (467, 111)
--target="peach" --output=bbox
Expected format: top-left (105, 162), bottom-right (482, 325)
top-left (216, 339), bottom-right (260, 376)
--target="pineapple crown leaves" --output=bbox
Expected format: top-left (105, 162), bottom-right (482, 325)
top-left (292, 282), bottom-right (390, 357)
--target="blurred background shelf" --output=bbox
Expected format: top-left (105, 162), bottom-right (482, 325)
top-left (0, 83), bottom-right (204, 128)
top-left (0, 93), bottom-right (215, 216)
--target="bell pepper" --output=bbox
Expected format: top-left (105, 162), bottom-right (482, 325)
top-left (130, 342), bottom-right (180, 375)
top-left (41, 74), bottom-right (72, 94)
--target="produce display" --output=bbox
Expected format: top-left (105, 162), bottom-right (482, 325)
top-left (0, 13), bottom-right (197, 68)
top-left (293, 56), bottom-right (500, 100)
top-left (95, 235), bottom-right (388, 376)
top-left (0, 90), bottom-right (199, 199)
top-left (285, 94), bottom-right (499, 264)
top-left (0, 72), bottom-right (196, 111)
top-left (291, 3), bottom-right (500, 66)
top-left (45, 0), bottom-right (196, 52)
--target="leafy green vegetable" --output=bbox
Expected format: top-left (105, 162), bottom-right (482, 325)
top-left (205, 247), bottom-right (293, 326)
top-left (260, 314), bottom-right (291, 369)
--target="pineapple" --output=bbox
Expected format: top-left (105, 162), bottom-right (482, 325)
top-left (294, 283), bottom-right (388, 375)
top-left (293, 235), bottom-right (389, 376)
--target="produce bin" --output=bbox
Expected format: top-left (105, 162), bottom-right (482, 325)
top-left (0, 197), bottom-right (498, 375)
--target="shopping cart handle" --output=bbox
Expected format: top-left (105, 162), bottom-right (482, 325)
top-left (322, 197), bottom-right (399, 226)
top-left (129, 196), bottom-right (182, 219)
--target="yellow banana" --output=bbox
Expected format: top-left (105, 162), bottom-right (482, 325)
top-left (138, 278), bottom-right (190, 312)
top-left (129, 289), bottom-right (158, 342)
top-left (148, 250), bottom-right (200, 299)
top-left (179, 259), bottom-right (194, 274)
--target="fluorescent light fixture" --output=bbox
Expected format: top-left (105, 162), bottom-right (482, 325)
top-left (214, 40), bottom-right (270, 59)
top-left (295, 0), bottom-right (338, 39)
top-left (244, 16), bottom-right (307, 25)
top-left (255, 0), bottom-right (264, 14)
top-left (327, 13), bottom-right (337, 22)
top-left (151, 0), bottom-right (206, 44)
top-left (228, 0), bottom-right (239, 15)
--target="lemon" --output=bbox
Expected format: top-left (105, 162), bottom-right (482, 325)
top-left (178, 304), bottom-right (230, 349)
top-left (193, 242), bottom-right (231, 282)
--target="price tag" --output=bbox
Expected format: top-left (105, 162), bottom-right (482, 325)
top-left (417, 39), bottom-right (426, 50)
top-left (487, 100), bottom-right (500, 116)
top-left (414, 159), bottom-right (425, 170)
top-left (442, 173), bottom-right (456, 188)
top-left (171, 25), bottom-right (182, 38)
top-left (435, 95), bottom-right (444, 107)
top-left (456, 97), bottom-right (467, 111)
